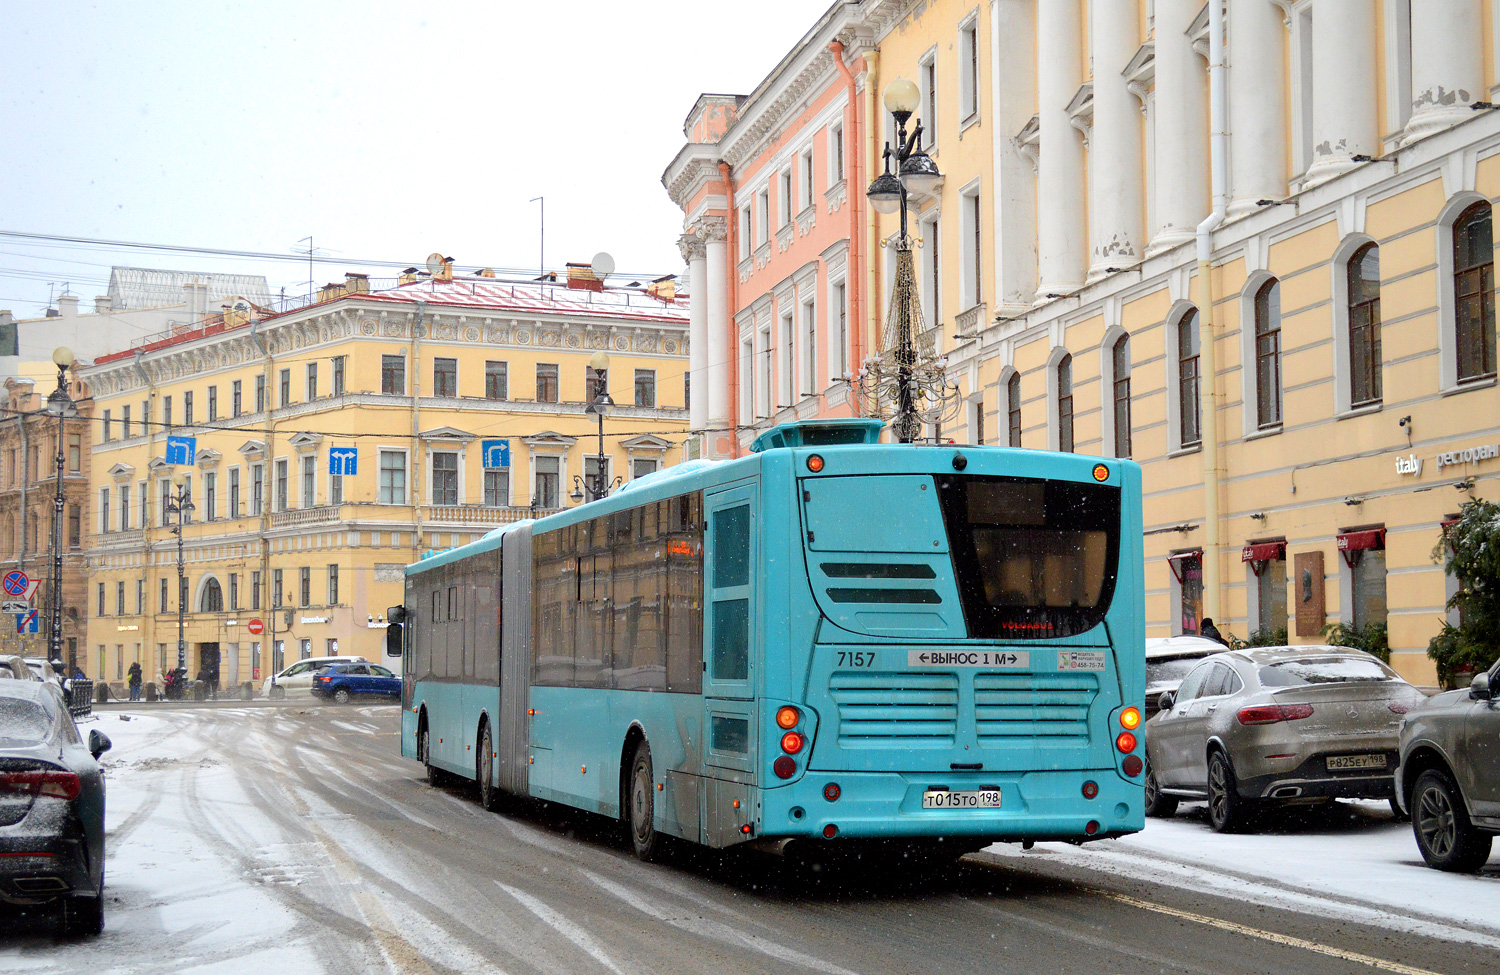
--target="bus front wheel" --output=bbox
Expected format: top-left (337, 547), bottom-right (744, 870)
top-left (628, 740), bottom-right (665, 862)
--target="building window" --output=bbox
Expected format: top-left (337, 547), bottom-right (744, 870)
top-left (961, 188), bottom-right (983, 307)
top-left (739, 206), bottom-right (752, 260)
top-left (299, 639), bottom-right (311, 660)
top-left (1174, 552), bottom-right (1204, 635)
top-left (834, 281), bottom-right (848, 379)
top-left (98, 582), bottom-right (106, 616)
top-left (1347, 536), bottom-right (1389, 632)
top-left (99, 488), bottom-right (110, 533)
top-left (1253, 555), bottom-right (1288, 638)
top-left (67, 505), bottom-right (80, 548)
top-left (631, 369), bottom-right (656, 407)
top-left (920, 52), bottom-right (938, 148)
top-left (106, 478), bottom-right (120, 526)
top-left (231, 380), bottom-right (242, 417)
top-left (586, 367), bottom-right (608, 403)
top-left (533, 455), bottom-right (560, 508)
top-left (757, 188), bottom-right (769, 246)
top-left (299, 567), bottom-right (311, 607)
top-left (829, 122), bottom-right (844, 183)
top-left (971, 398), bottom-right (985, 446)
top-left (163, 396), bottom-right (172, 428)
top-left (584, 456), bottom-right (609, 501)
top-left (1348, 243), bottom-right (1382, 407)
top-left (779, 169), bottom-right (792, 227)
top-left (255, 376), bottom-right (265, 413)
top-left (536, 363), bottom-right (559, 403)
top-left (159, 478), bottom-right (170, 525)
top-left (1178, 308), bottom-right (1202, 448)
top-left (185, 391), bottom-right (195, 426)
top-left (959, 18), bottom-right (980, 121)
top-left (379, 451), bottom-right (406, 504)
top-left (483, 469), bottom-right (509, 507)
top-left (327, 564), bottom-right (339, 605)
top-left (301, 456), bottom-right (315, 508)
top-left (204, 473), bottom-right (216, 521)
top-left (1254, 278), bottom-right (1282, 429)
top-left (1007, 373), bottom-right (1022, 447)
top-left (229, 573), bottom-right (238, 612)
top-left (1453, 201), bottom-right (1496, 383)
top-left (330, 467), bottom-right (343, 505)
top-left (275, 459), bottom-right (288, 511)
top-left (332, 356), bottom-right (346, 396)
top-left (802, 299), bottom-right (817, 395)
top-left (273, 569), bottom-right (283, 609)
top-left (632, 457), bottom-right (659, 479)
top-left (381, 355), bottom-right (406, 395)
top-left (201, 578), bottom-right (223, 613)
top-left (279, 369), bottom-right (291, 407)
top-left (138, 480), bottom-right (147, 529)
top-left (250, 464), bottom-right (263, 515)
top-left (160, 578), bottom-right (168, 614)
top-left (485, 361), bottom-right (508, 400)
top-left (306, 362), bottom-right (318, 400)
top-left (229, 467), bottom-right (240, 517)
top-left (116, 581), bottom-right (125, 616)
top-left (1112, 335), bottom-right (1132, 459)
top-left (921, 214), bottom-right (941, 326)
top-left (136, 579), bottom-right (144, 615)
top-left (251, 570), bottom-right (261, 610)
top-left (1055, 354), bottom-right (1074, 453)
top-left (68, 433), bottom-right (81, 473)
top-left (431, 451), bottom-right (458, 505)
top-left (684, 372), bottom-right (691, 410)
top-left (779, 311), bottom-right (794, 406)
top-left (801, 149), bottom-right (814, 210)
top-left (120, 407), bottom-right (130, 439)
top-left (433, 357), bottom-right (457, 397)
top-left (102, 410), bottom-right (112, 442)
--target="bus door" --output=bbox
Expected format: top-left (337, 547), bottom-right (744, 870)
top-left (703, 483), bottom-right (758, 780)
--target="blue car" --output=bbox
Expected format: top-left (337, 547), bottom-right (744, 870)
top-left (310, 663), bottom-right (399, 704)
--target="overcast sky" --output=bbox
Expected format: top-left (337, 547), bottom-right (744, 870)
top-left (1, 0), bottom-right (825, 317)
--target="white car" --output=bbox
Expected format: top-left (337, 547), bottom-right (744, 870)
top-left (262, 656), bottom-right (366, 700)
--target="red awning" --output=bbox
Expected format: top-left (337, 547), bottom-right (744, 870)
top-left (1337, 529), bottom-right (1386, 552)
top-left (1241, 541), bottom-right (1286, 563)
top-left (1166, 550), bottom-right (1203, 585)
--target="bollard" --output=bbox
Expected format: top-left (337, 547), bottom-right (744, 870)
top-left (145, 682), bottom-right (158, 702)
top-left (94, 683), bottom-right (108, 704)
top-left (240, 681), bottom-right (253, 701)
top-left (191, 681), bottom-right (207, 702)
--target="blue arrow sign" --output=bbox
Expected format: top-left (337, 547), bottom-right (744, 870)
top-left (482, 439), bottom-right (511, 470)
top-left (166, 435), bottom-right (197, 466)
top-left (16, 610), bottom-right (38, 634)
top-left (329, 447), bottom-right (358, 477)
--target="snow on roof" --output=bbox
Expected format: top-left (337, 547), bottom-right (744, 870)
top-left (359, 277), bottom-right (688, 324)
top-left (106, 267), bottom-right (273, 311)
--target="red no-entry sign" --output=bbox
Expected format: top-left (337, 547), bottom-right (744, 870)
top-left (247, 618), bottom-right (264, 635)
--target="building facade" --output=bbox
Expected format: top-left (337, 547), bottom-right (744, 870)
top-left (77, 269), bottom-right (689, 687)
top-left (672, 0), bottom-right (1500, 684)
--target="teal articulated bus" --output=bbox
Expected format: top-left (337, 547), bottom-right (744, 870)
top-left (395, 418), bottom-right (1146, 860)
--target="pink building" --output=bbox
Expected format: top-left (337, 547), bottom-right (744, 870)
top-left (664, 7), bottom-right (876, 459)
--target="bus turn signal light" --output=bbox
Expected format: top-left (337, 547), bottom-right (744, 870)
top-left (1092, 464), bottom-right (1109, 482)
top-left (1115, 731), bottom-right (1137, 753)
top-left (807, 454), bottom-right (824, 473)
top-left (780, 732), bottom-right (805, 755)
top-left (776, 706), bottom-right (801, 729)
top-left (1120, 707), bottom-right (1141, 730)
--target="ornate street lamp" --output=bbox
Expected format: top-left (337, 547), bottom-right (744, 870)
top-left (583, 350), bottom-right (615, 500)
top-left (164, 472), bottom-right (195, 674)
top-left (854, 78), bottom-right (962, 443)
top-left (44, 347), bottom-right (75, 671)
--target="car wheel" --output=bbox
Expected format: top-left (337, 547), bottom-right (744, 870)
top-left (269, 685), bottom-right (285, 701)
top-left (1412, 768), bottom-right (1493, 872)
top-left (1207, 750), bottom-right (1255, 834)
top-left (477, 723), bottom-right (498, 812)
top-left (628, 740), bottom-right (665, 862)
top-left (60, 891), bottom-right (104, 937)
top-left (332, 688), bottom-right (351, 705)
top-left (421, 726), bottom-right (444, 787)
top-left (1144, 758), bottom-right (1178, 819)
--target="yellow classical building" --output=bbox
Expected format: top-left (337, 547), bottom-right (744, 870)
top-left (76, 268), bottom-right (689, 687)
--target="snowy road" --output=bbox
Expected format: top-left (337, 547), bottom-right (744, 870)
top-left (1, 704), bottom-right (1496, 974)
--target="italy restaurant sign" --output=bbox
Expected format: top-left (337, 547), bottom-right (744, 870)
top-left (1396, 442), bottom-right (1499, 476)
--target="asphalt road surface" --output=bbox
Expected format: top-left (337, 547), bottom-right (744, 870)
top-left (3, 703), bottom-right (1491, 975)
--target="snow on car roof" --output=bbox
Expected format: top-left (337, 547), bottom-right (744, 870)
top-left (1144, 636), bottom-right (1224, 659)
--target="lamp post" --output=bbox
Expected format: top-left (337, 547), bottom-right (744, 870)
top-left (583, 350), bottom-right (615, 500)
top-left (855, 78), bottom-right (959, 443)
top-left (44, 347), bottom-right (75, 671)
top-left (163, 472), bottom-right (195, 674)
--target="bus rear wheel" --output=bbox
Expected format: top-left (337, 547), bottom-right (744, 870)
top-left (628, 741), bottom-right (665, 862)
top-left (477, 723), bottom-right (499, 812)
top-left (420, 726), bottom-right (444, 787)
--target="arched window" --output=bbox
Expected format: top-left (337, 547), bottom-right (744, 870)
top-left (1178, 309), bottom-right (1201, 448)
top-left (1254, 278), bottom-right (1282, 428)
top-left (1112, 334), bottom-right (1132, 458)
top-left (1007, 372), bottom-right (1022, 447)
top-left (199, 577), bottom-right (223, 613)
top-left (1056, 354), bottom-right (1074, 453)
top-left (1453, 202), bottom-right (1496, 383)
top-left (1348, 243), bottom-right (1382, 406)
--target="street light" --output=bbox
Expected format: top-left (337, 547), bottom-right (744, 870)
top-left (164, 471), bottom-right (195, 675)
top-left (583, 350), bottom-right (614, 500)
top-left (44, 347), bottom-right (75, 672)
top-left (853, 78), bottom-right (962, 443)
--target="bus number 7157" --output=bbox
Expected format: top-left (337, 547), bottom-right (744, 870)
top-left (836, 651), bottom-right (874, 668)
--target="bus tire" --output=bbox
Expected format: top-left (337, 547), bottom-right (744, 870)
top-left (628, 740), bottom-right (665, 862)
top-left (477, 722), bottom-right (499, 812)
top-left (420, 725), bottom-right (444, 787)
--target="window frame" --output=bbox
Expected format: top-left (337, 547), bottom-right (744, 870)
top-left (1253, 277), bottom-right (1283, 430)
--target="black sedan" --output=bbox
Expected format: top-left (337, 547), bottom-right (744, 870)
top-left (0, 680), bottom-right (111, 935)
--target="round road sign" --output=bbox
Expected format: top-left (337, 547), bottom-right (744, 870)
top-left (2, 571), bottom-right (29, 596)
top-left (247, 618), bottom-right (265, 636)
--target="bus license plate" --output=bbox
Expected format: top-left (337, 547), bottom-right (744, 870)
top-left (922, 789), bottom-right (1001, 809)
top-left (1326, 754), bottom-right (1386, 771)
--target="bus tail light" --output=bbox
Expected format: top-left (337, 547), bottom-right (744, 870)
top-left (1085, 820), bottom-right (1100, 836)
top-left (1122, 755), bottom-right (1143, 777)
top-left (773, 756), bottom-right (797, 779)
top-left (1236, 704), bottom-right (1314, 726)
top-left (780, 732), bottom-right (805, 755)
top-left (776, 706), bottom-right (801, 729)
top-left (823, 824), bottom-right (838, 839)
top-left (1081, 781), bottom-right (1098, 799)
top-left (823, 782), bottom-right (841, 802)
top-left (1119, 707), bottom-right (1141, 730)
top-left (1115, 731), bottom-right (1137, 753)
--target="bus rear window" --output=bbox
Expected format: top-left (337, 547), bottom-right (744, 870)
top-left (934, 475), bottom-right (1121, 639)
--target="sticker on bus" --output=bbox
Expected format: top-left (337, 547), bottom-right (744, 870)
top-left (1057, 650), bottom-right (1106, 671)
top-left (908, 650), bottom-right (1029, 668)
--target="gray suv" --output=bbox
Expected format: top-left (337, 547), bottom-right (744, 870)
top-left (1396, 659), bottom-right (1500, 872)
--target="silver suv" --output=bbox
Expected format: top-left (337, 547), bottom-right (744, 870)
top-left (1396, 659), bottom-right (1500, 872)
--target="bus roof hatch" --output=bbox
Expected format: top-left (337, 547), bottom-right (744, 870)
top-left (749, 418), bottom-right (885, 453)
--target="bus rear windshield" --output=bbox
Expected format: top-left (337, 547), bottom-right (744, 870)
top-left (934, 475), bottom-right (1121, 639)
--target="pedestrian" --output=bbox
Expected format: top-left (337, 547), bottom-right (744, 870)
top-left (127, 661), bottom-right (142, 702)
top-left (1200, 617), bottom-right (1228, 646)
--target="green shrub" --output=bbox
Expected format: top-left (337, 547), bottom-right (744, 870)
top-left (1243, 625), bottom-right (1289, 648)
top-left (1427, 499), bottom-right (1500, 688)
top-left (1321, 620), bottom-right (1390, 662)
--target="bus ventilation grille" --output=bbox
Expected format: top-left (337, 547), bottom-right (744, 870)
top-left (974, 673), bottom-right (1098, 741)
top-left (829, 672), bottom-right (958, 745)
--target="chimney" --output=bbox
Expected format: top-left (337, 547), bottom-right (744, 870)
top-left (94, 296), bottom-right (112, 314)
top-left (566, 262), bottom-right (604, 292)
top-left (57, 295), bottom-right (79, 318)
top-left (0, 311), bottom-right (11, 327)
top-left (345, 272), bottom-right (369, 294)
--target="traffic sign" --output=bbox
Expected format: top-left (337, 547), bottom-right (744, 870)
top-left (15, 610), bottom-right (38, 634)
top-left (329, 447), bottom-right (358, 477)
top-left (247, 618), bottom-right (264, 636)
top-left (1, 601), bottom-right (29, 615)
top-left (166, 435), bottom-right (197, 466)
top-left (482, 439), bottom-right (511, 470)
top-left (2, 571), bottom-right (29, 597)
top-left (21, 580), bottom-right (38, 601)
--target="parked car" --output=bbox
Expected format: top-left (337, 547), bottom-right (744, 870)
top-left (0, 679), bottom-right (111, 935)
top-left (261, 656), bottom-right (365, 700)
top-left (1143, 646), bottom-right (1426, 832)
top-left (0, 656), bottom-right (42, 681)
top-left (1395, 658), bottom-right (1500, 872)
top-left (1145, 636), bottom-right (1226, 720)
top-left (310, 663), bottom-right (399, 704)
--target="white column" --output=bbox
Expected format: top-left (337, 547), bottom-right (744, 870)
top-left (1148, 0), bottom-right (1208, 255)
top-left (1088, 0), bottom-right (1143, 281)
top-left (1305, 0), bottom-right (1377, 186)
top-left (678, 232), bottom-right (708, 439)
top-left (1404, 0), bottom-right (1484, 143)
top-left (701, 217), bottom-right (732, 458)
top-left (1035, 0), bottom-right (1086, 300)
top-left (990, 0), bottom-right (1038, 312)
top-left (1227, 0), bottom-right (1287, 217)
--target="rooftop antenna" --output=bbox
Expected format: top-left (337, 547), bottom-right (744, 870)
top-left (298, 236), bottom-right (314, 303)
top-left (530, 196), bottom-right (544, 287)
top-left (592, 251), bottom-right (616, 287)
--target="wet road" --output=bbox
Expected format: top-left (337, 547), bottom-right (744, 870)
top-left (3, 703), bottom-right (1491, 974)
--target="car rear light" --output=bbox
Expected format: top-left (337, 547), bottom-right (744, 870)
top-left (1119, 707), bottom-right (1141, 730)
top-left (1115, 731), bottom-right (1137, 753)
top-left (773, 756), bottom-right (797, 779)
top-left (776, 706), bottom-right (801, 729)
top-left (1388, 700), bottom-right (1415, 714)
top-left (823, 782), bottom-right (841, 802)
top-left (1081, 780), bottom-right (1098, 799)
top-left (1122, 755), bottom-right (1143, 777)
top-left (0, 771), bottom-right (81, 801)
top-left (1236, 704), bottom-right (1315, 725)
top-left (780, 731), bottom-right (805, 755)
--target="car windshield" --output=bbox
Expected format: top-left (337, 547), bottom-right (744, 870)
top-left (1146, 657), bottom-right (1205, 686)
top-left (1259, 656), bottom-right (1396, 686)
top-left (0, 697), bottom-right (52, 746)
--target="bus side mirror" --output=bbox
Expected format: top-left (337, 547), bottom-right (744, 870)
top-left (385, 623), bottom-right (403, 657)
top-left (387, 606), bottom-right (407, 624)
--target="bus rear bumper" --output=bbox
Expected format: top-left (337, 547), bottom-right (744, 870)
top-left (759, 769), bottom-right (1143, 843)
